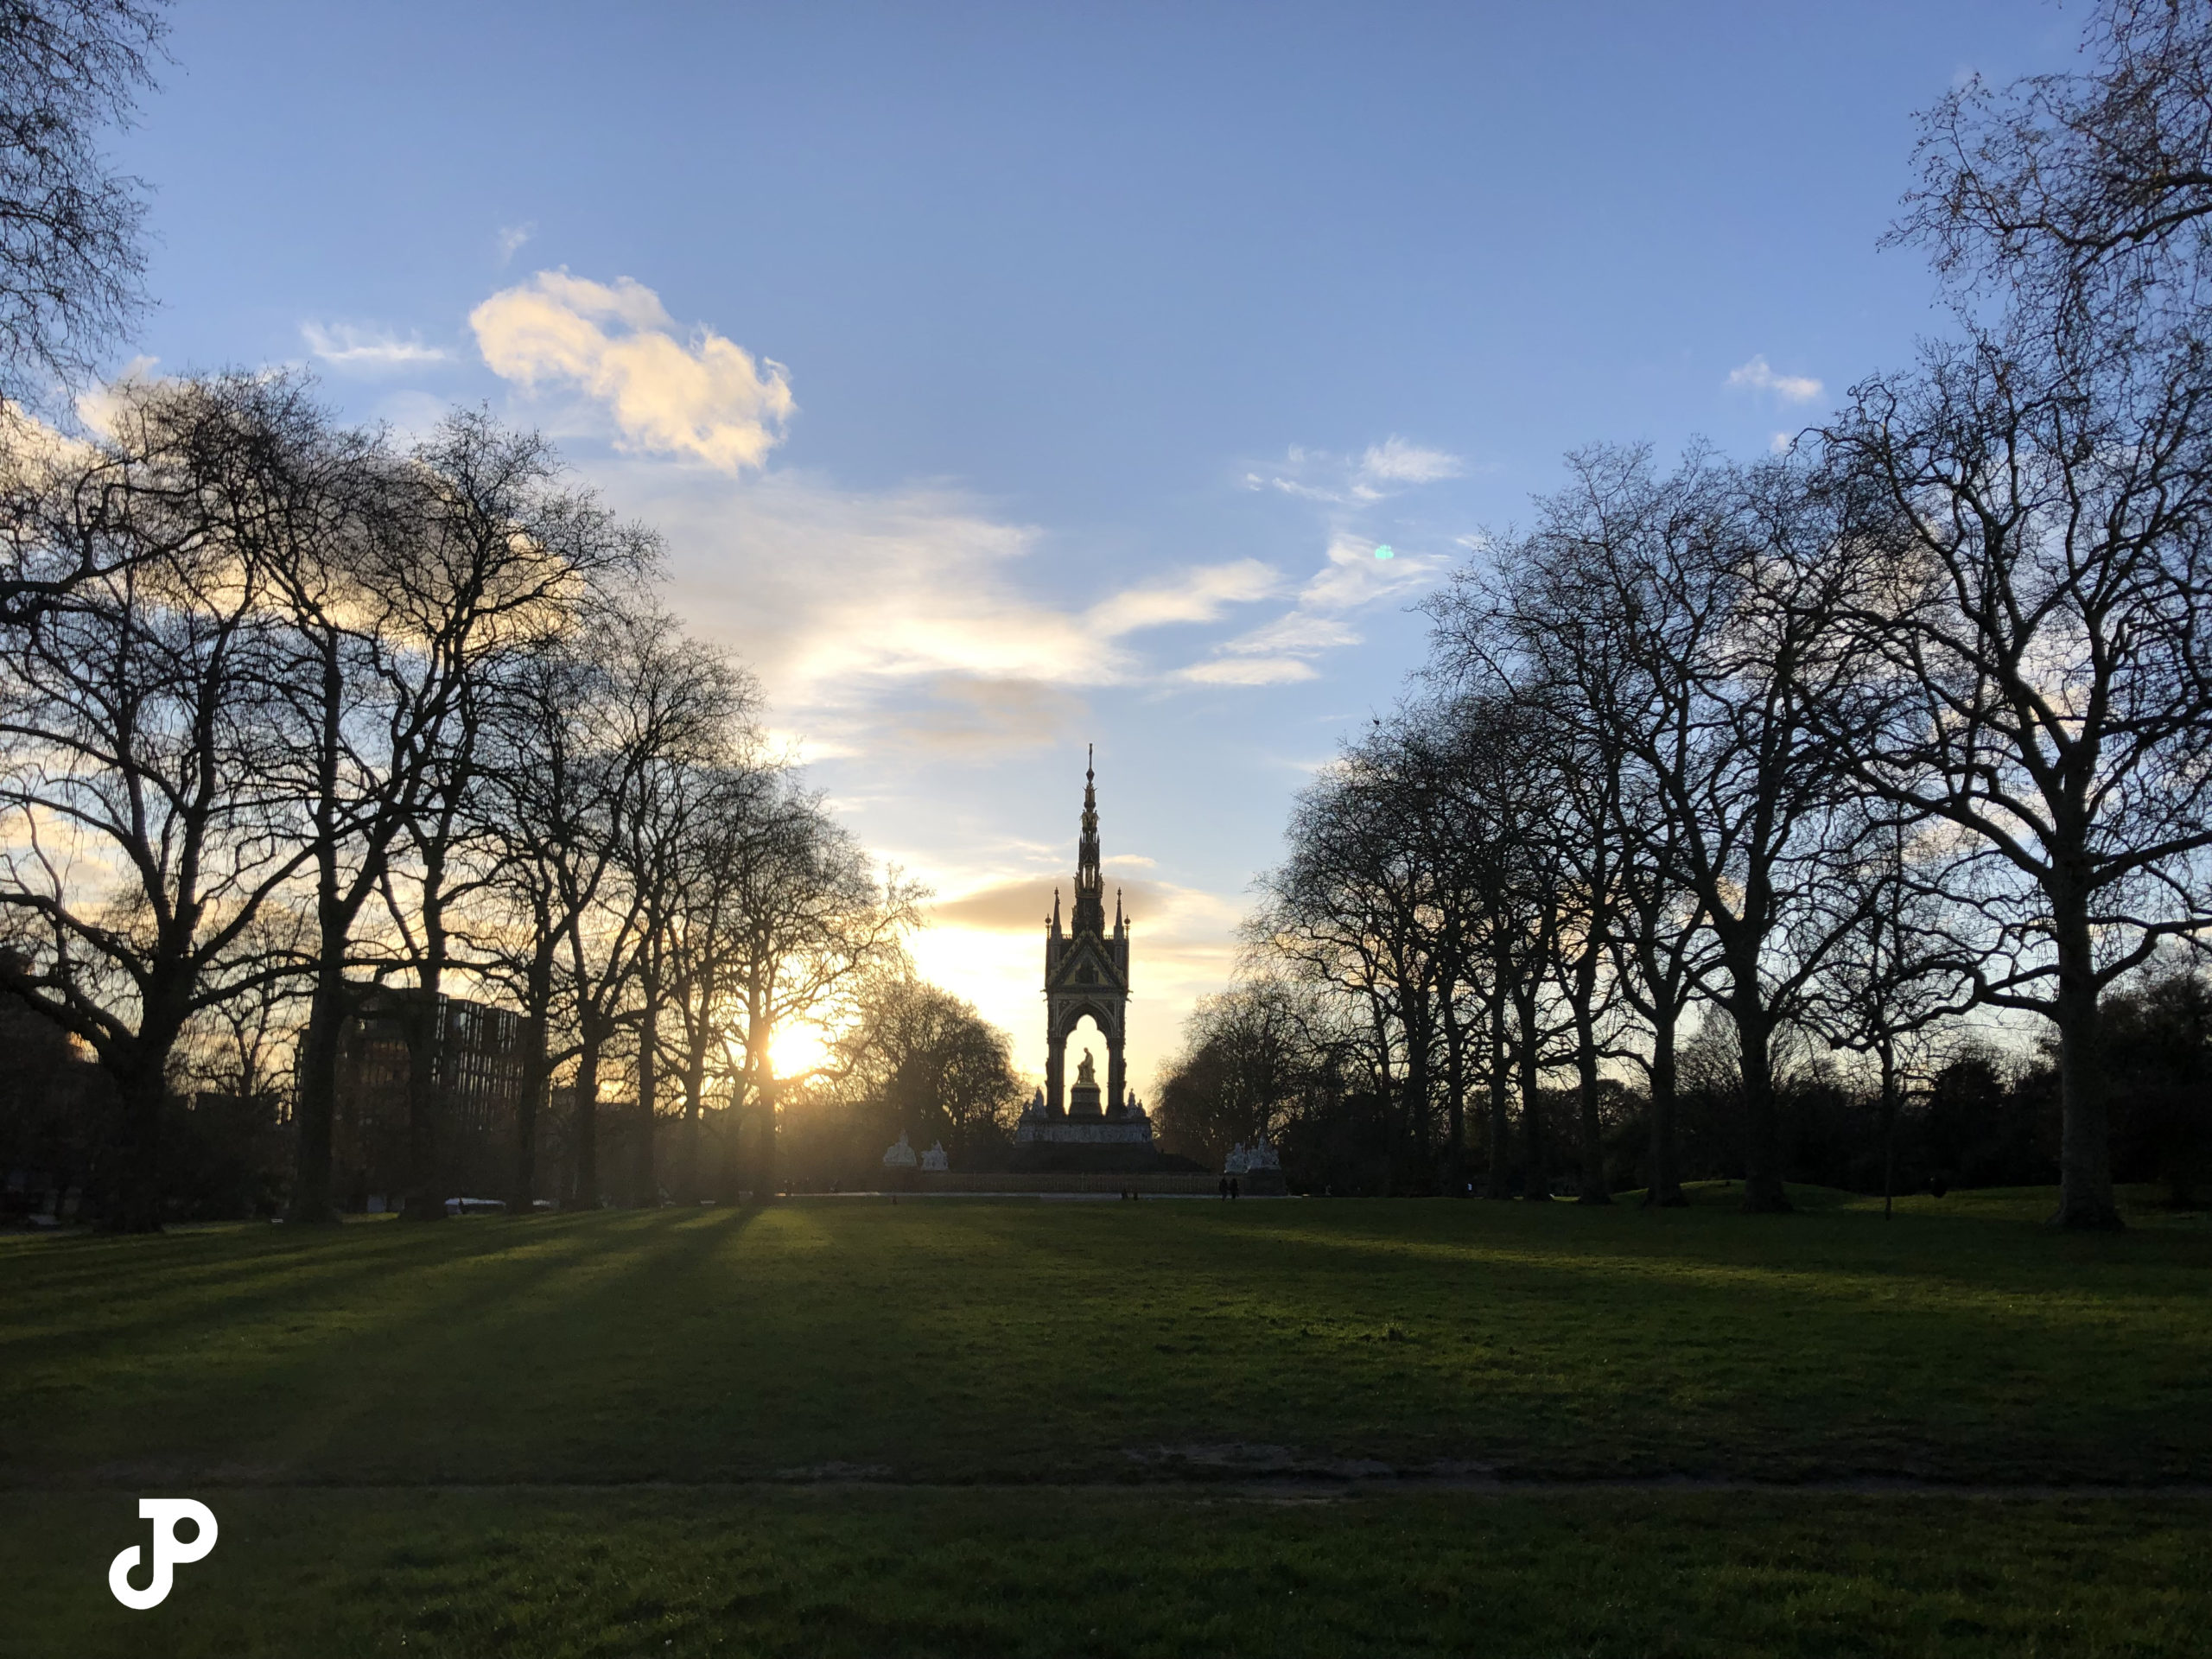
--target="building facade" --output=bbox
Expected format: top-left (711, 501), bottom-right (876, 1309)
top-left (331, 982), bottom-right (526, 1205)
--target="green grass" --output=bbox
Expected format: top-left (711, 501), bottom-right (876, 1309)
top-left (6, 1487), bottom-right (2210, 1659)
top-left (8, 1188), bottom-right (2209, 1485)
top-left (5, 1190), bottom-right (2210, 1654)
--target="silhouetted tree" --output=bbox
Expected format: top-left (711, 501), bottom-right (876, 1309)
top-left (0, 0), bottom-right (166, 416)
top-left (0, 378), bottom-right (312, 1229)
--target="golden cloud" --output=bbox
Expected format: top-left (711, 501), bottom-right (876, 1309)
top-left (471, 270), bottom-right (795, 471)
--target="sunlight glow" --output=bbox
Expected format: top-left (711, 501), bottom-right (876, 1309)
top-left (768, 1022), bottom-right (833, 1081)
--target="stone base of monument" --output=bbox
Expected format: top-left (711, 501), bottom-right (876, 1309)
top-left (912, 1170), bottom-right (1227, 1195)
top-left (1007, 1141), bottom-right (1205, 1175)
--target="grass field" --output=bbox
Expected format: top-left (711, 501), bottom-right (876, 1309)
top-left (5, 1185), bottom-right (2210, 1656)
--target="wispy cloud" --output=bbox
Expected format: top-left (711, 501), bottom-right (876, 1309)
top-left (1089, 560), bottom-right (1281, 634)
top-left (1177, 533), bottom-right (1448, 687)
top-left (607, 461), bottom-right (1284, 754)
top-left (471, 270), bottom-right (795, 471)
top-left (301, 322), bottom-right (450, 370)
top-left (931, 874), bottom-right (1235, 939)
top-left (1180, 654), bottom-right (1319, 685)
top-left (1356, 435), bottom-right (1463, 486)
top-left (1726, 354), bottom-right (1823, 404)
top-left (497, 222), bottom-right (536, 264)
top-left (1247, 435), bottom-right (1466, 505)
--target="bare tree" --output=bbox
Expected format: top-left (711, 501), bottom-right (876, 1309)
top-left (0, 378), bottom-right (310, 1229)
top-left (1801, 810), bottom-right (1974, 1218)
top-left (828, 974), bottom-right (1024, 1168)
top-left (370, 412), bottom-right (649, 1220)
top-left (1449, 446), bottom-right (1883, 1212)
top-left (1256, 733), bottom-right (1446, 1194)
top-left (471, 639), bottom-right (593, 1211)
top-left (655, 760), bottom-right (781, 1204)
top-left (1157, 976), bottom-right (1322, 1172)
top-left (480, 608), bottom-right (743, 1211)
top-left (613, 651), bottom-right (760, 1209)
top-left (1822, 327), bottom-right (2212, 1228)
top-left (0, 0), bottom-right (166, 414)
top-left (711, 778), bottom-right (919, 1202)
top-left (1896, 0), bottom-right (2212, 354)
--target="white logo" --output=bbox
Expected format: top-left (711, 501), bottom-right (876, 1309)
top-left (108, 1497), bottom-right (219, 1610)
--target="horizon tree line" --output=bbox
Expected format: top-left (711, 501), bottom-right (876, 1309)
top-left (0, 372), bottom-right (925, 1229)
top-left (1174, 0), bottom-right (2212, 1230)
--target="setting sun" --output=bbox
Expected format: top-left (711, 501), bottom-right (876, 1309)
top-left (766, 1022), bottom-right (833, 1082)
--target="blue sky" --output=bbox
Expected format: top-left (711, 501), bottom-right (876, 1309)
top-left (110, 1), bottom-right (2082, 1087)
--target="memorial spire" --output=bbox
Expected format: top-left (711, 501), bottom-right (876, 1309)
top-left (1073, 744), bottom-right (1106, 936)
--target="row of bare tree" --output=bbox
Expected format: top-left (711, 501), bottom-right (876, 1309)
top-left (0, 374), bottom-right (916, 1229)
top-left (1240, 1), bottom-right (2212, 1228)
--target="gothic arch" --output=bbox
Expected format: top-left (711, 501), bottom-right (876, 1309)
top-left (1041, 747), bottom-right (1130, 1117)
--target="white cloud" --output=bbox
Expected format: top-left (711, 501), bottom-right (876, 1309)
top-left (1726, 354), bottom-right (1824, 404)
top-left (1256, 435), bottom-right (1467, 505)
top-left (301, 322), bottom-right (450, 370)
top-left (497, 222), bottom-right (536, 264)
top-left (1217, 613), bottom-right (1363, 656)
top-left (1357, 435), bottom-right (1464, 486)
top-left (1177, 533), bottom-right (1449, 687)
top-left (471, 270), bottom-right (796, 471)
top-left (604, 461), bottom-right (1283, 754)
top-left (69, 355), bottom-right (161, 437)
top-left (1089, 560), bottom-right (1281, 635)
top-left (1179, 655), bottom-right (1319, 685)
top-left (1296, 531), bottom-right (1446, 612)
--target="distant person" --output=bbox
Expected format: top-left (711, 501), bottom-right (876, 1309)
top-left (1218, 1177), bottom-right (1228, 1200)
top-left (1230, 1177), bottom-right (1240, 1200)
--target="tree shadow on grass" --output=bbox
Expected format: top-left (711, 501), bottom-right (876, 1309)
top-left (3, 1208), bottom-right (761, 1486)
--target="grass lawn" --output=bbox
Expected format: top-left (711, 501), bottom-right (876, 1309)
top-left (4, 1185), bottom-right (2209, 1655)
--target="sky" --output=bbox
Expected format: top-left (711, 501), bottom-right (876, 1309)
top-left (105, 0), bottom-right (2086, 1094)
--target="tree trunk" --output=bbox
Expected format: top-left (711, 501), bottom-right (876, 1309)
top-left (288, 953), bottom-right (349, 1224)
top-left (633, 1001), bottom-right (659, 1208)
top-left (571, 1016), bottom-right (602, 1211)
top-left (1399, 995), bottom-right (1431, 1197)
top-left (401, 853), bottom-right (452, 1223)
top-left (752, 1066), bottom-right (777, 1201)
top-left (1484, 986), bottom-right (1513, 1198)
top-left (510, 934), bottom-right (554, 1214)
top-left (1516, 988), bottom-right (1550, 1201)
top-left (715, 1099), bottom-right (743, 1205)
top-left (1440, 983), bottom-right (1468, 1196)
top-left (1731, 985), bottom-right (1790, 1213)
top-left (2049, 880), bottom-right (2122, 1229)
top-left (398, 988), bottom-right (443, 1221)
top-left (103, 1039), bottom-right (173, 1233)
top-left (1572, 969), bottom-right (1611, 1205)
top-left (676, 1054), bottom-right (705, 1205)
top-left (290, 653), bottom-right (354, 1226)
top-left (1878, 1037), bottom-right (1899, 1223)
top-left (1370, 994), bottom-right (1400, 1198)
top-left (1641, 995), bottom-right (1688, 1207)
